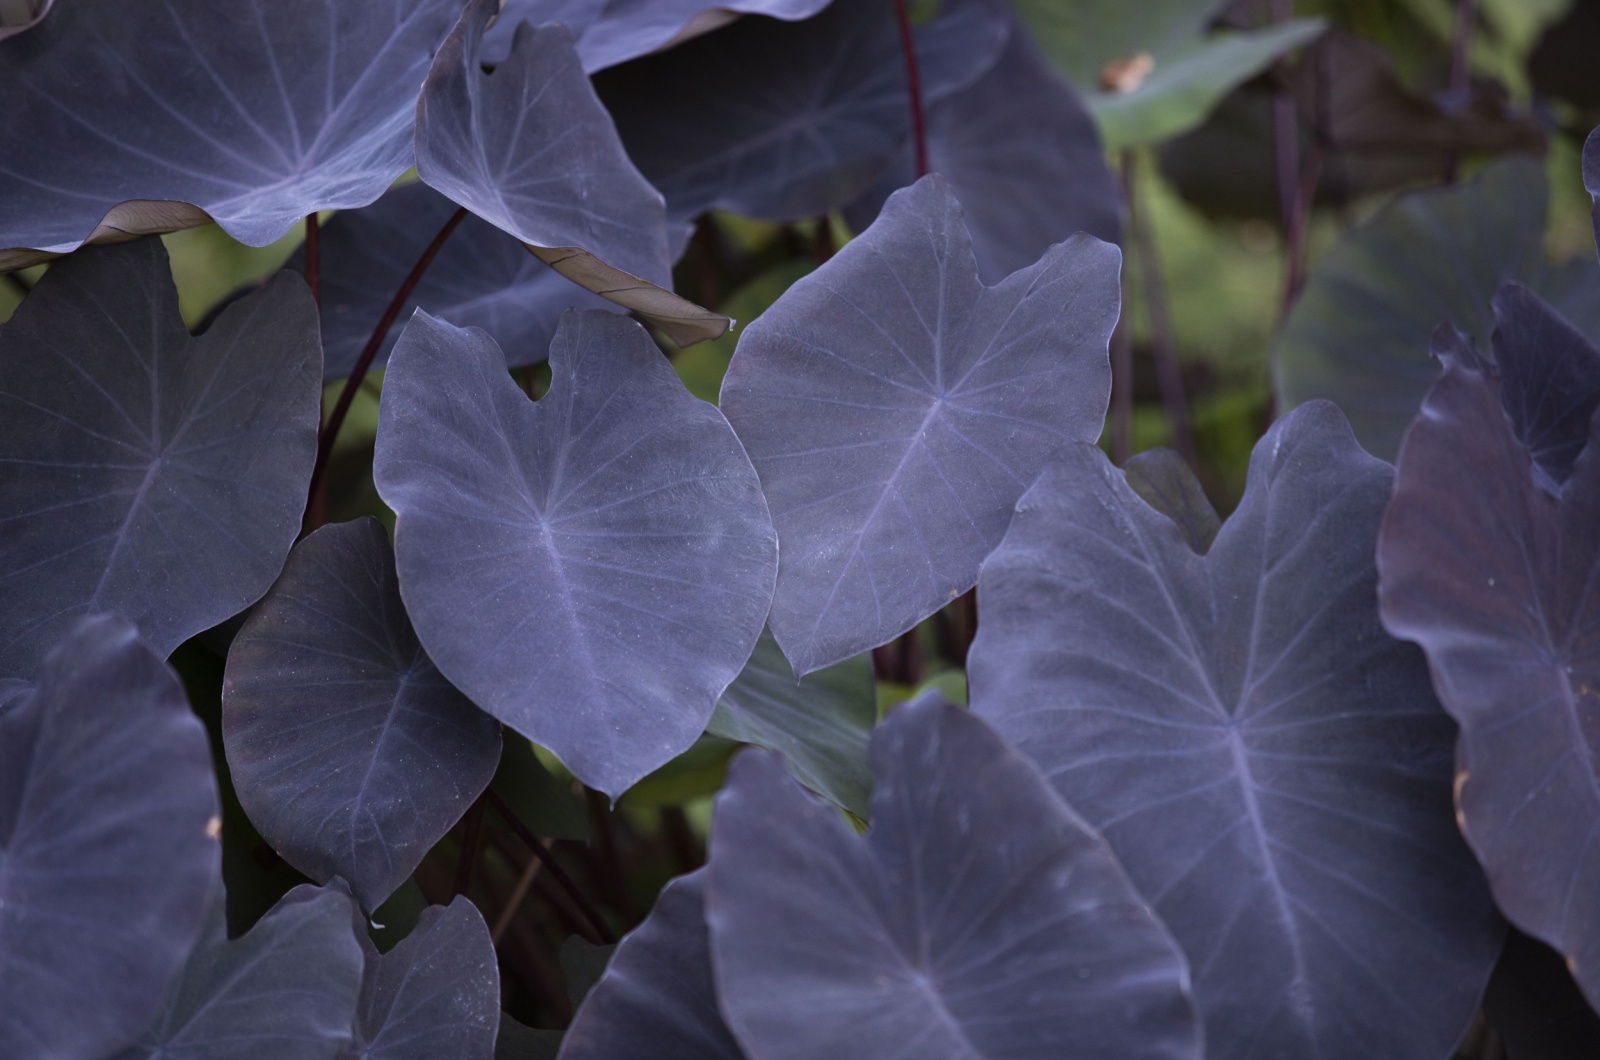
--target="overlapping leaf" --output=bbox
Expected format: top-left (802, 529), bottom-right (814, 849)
top-left (1584, 123), bottom-right (1600, 260)
top-left (1013, 0), bottom-right (1325, 148)
top-left (968, 402), bottom-right (1504, 1058)
top-left (223, 519), bottom-right (501, 912)
top-left (350, 898), bottom-right (500, 1059)
top-left (594, 0), bottom-right (1009, 224)
top-left (1377, 285), bottom-right (1600, 1009)
top-left (483, 0), bottom-right (835, 72)
top-left (720, 175), bottom-right (1118, 674)
top-left (0, 0), bottom-right (461, 268)
top-left (415, 0), bottom-right (725, 345)
top-left (308, 184), bottom-right (619, 379)
top-left (844, 16), bottom-right (1121, 284)
top-left (0, 238), bottom-right (321, 677)
top-left (374, 309), bottom-right (777, 797)
top-left (0, 0), bottom-right (51, 40)
top-left (707, 693), bottom-right (1201, 1060)
top-left (560, 870), bottom-right (743, 1060)
top-left (708, 629), bottom-right (875, 817)
top-left (116, 884), bottom-right (365, 1059)
top-left (1276, 157), bottom-right (1600, 460)
top-left (0, 615), bottom-right (220, 1060)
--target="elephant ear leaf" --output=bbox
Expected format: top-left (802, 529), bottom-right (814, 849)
top-left (415, 0), bottom-right (727, 345)
top-left (1379, 282), bottom-right (1600, 1011)
top-left (720, 174), bottom-right (1119, 675)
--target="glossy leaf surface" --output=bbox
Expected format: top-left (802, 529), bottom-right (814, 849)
top-left (969, 402), bottom-right (1503, 1059)
top-left (0, 615), bottom-right (219, 1060)
top-left (374, 310), bottom-right (776, 797)
top-left (844, 17), bottom-right (1122, 284)
top-left (1378, 287), bottom-right (1600, 1009)
top-left (351, 898), bottom-right (500, 1059)
top-left (721, 174), bottom-right (1118, 674)
top-left (223, 519), bottom-right (501, 912)
top-left (117, 884), bottom-right (365, 1060)
top-left (0, 238), bottom-right (321, 677)
top-left (1014, 0), bottom-right (1325, 148)
top-left (0, 0), bottom-right (460, 267)
top-left (309, 184), bottom-right (617, 379)
top-left (415, 0), bottom-right (725, 345)
top-left (595, 0), bottom-right (1007, 224)
top-left (1276, 157), bottom-right (1600, 460)
top-left (708, 629), bottom-right (875, 817)
top-left (559, 870), bottom-right (743, 1060)
top-left (708, 694), bottom-right (1201, 1060)
top-left (484, 0), bottom-right (834, 72)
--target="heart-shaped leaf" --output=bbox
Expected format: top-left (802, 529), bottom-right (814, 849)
top-left (1276, 157), bottom-right (1600, 460)
top-left (350, 897), bottom-right (500, 1059)
top-left (843, 16), bottom-right (1122, 284)
top-left (0, 0), bottom-right (462, 268)
top-left (0, 615), bottom-right (220, 1060)
top-left (1013, 0), bottom-right (1325, 148)
top-left (720, 174), bottom-right (1118, 674)
top-left (1378, 284), bottom-right (1600, 1010)
top-left (374, 309), bottom-right (777, 797)
top-left (222, 518), bottom-right (501, 913)
top-left (594, 0), bottom-right (1008, 225)
top-left (707, 693), bottom-right (1201, 1060)
top-left (0, 237), bottom-right (321, 677)
top-left (483, 0), bottom-right (835, 72)
top-left (307, 184), bottom-right (618, 380)
top-left (708, 628), bottom-right (875, 817)
top-left (968, 401), bottom-right (1504, 1058)
top-left (559, 870), bottom-right (743, 1060)
top-left (415, 0), bottom-right (726, 345)
top-left (116, 884), bottom-right (365, 1060)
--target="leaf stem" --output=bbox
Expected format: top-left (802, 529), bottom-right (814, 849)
top-left (304, 205), bottom-right (468, 530)
top-left (303, 212), bottom-right (320, 309)
top-left (1122, 150), bottom-right (1195, 467)
top-left (1442, 0), bottom-right (1477, 184)
top-left (453, 794), bottom-right (488, 897)
top-left (891, 0), bottom-right (929, 178)
top-left (487, 789), bottom-right (618, 945)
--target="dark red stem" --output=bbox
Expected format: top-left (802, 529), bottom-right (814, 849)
top-left (452, 794), bottom-right (487, 897)
top-left (303, 212), bottom-right (320, 310)
top-left (891, 0), bottom-right (929, 178)
top-left (304, 205), bottom-right (467, 528)
top-left (1122, 150), bottom-right (1196, 468)
top-left (1442, 0), bottom-right (1477, 183)
top-left (487, 790), bottom-right (618, 945)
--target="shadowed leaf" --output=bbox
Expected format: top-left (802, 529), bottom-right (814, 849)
top-left (720, 174), bottom-right (1118, 674)
top-left (969, 402), bottom-right (1503, 1058)
top-left (374, 309), bottom-right (776, 797)
top-left (0, 615), bottom-right (220, 1060)
top-left (223, 518), bottom-right (501, 912)
top-left (0, 238), bottom-right (321, 677)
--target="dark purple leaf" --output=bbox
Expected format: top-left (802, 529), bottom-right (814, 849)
top-left (0, 238), bottom-right (321, 677)
top-left (0, 0), bottom-right (52, 40)
top-left (373, 309), bottom-right (777, 797)
top-left (116, 884), bottom-right (365, 1060)
top-left (222, 518), bottom-right (501, 913)
top-left (708, 628), bottom-right (875, 817)
top-left (707, 693), bottom-right (1201, 1060)
top-left (415, 0), bottom-right (726, 345)
top-left (559, 870), bottom-right (743, 1060)
top-left (843, 17), bottom-right (1122, 284)
top-left (0, 615), bottom-right (220, 1060)
top-left (720, 174), bottom-right (1118, 674)
top-left (968, 402), bottom-right (1503, 1058)
top-left (1585, 123), bottom-right (1600, 264)
top-left (351, 897), bottom-right (500, 1060)
top-left (594, 0), bottom-right (1008, 224)
top-left (1122, 448), bottom-right (1220, 554)
top-left (1484, 929), bottom-right (1600, 1060)
top-left (308, 184), bottom-right (618, 380)
top-left (483, 0), bottom-right (835, 72)
top-left (1276, 157), bottom-right (1600, 460)
top-left (498, 1013), bottom-right (564, 1059)
top-left (0, 0), bottom-right (461, 268)
top-left (1377, 296), bottom-right (1600, 1011)
top-left (1491, 284), bottom-right (1600, 493)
